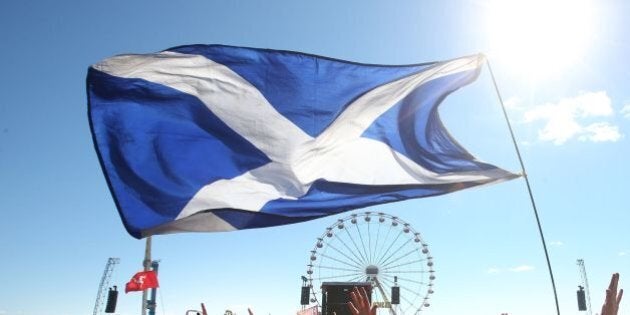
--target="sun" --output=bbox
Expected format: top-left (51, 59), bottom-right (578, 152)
top-left (485, 0), bottom-right (596, 79)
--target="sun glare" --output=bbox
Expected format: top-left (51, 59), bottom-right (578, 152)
top-left (486, 0), bottom-right (595, 79)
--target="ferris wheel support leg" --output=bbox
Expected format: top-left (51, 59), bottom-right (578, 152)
top-left (374, 278), bottom-right (397, 315)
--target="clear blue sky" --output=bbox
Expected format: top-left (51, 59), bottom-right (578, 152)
top-left (1, 1), bottom-right (629, 315)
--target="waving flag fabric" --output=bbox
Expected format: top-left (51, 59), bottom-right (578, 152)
top-left (87, 45), bottom-right (519, 239)
top-left (125, 271), bottom-right (159, 293)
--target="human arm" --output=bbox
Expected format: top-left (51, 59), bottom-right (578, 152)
top-left (347, 287), bottom-right (376, 315)
top-left (600, 273), bottom-right (623, 315)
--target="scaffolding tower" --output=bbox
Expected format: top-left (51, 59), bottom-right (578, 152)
top-left (93, 257), bottom-right (121, 315)
top-left (577, 259), bottom-right (593, 315)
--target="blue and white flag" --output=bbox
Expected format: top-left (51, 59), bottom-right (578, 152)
top-left (87, 45), bottom-right (519, 239)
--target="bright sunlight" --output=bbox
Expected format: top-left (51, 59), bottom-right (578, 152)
top-left (485, 0), bottom-right (596, 79)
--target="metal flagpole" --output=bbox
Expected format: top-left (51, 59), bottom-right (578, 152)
top-left (486, 58), bottom-right (561, 315)
top-left (141, 236), bottom-right (152, 315)
top-left (148, 260), bottom-right (159, 315)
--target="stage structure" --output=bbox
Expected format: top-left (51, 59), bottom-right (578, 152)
top-left (576, 259), bottom-right (592, 315)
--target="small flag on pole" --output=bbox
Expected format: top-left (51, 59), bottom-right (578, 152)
top-left (87, 45), bottom-right (519, 239)
top-left (125, 271), bottom-right (159, 293)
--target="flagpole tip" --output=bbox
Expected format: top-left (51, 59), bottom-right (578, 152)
top-left (477, 53), bottom-right (487, 63)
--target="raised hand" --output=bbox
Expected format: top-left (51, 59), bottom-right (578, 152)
top-left (347, 287), bottom-right (376, 315)
top-left (601, 273), bottom-right (623, 315)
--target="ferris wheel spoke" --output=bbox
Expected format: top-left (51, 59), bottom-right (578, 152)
top-left (325, 242), bottom-right (364, 268)
top-left (337, 230), bottom-right (368, 265)
top-left (377, 273), bottom-right (403, 284)
top-left (347, 274), bottom-right (367, 282)
top-left (354, 223), bottom-right (370, 264)
top-left (378, 273), bottom-right (422, 291)
top-left (378, 238), bottom-right (413, 266)
top-left (382, 254), bottom-right (424, 271)
top-left (378, 276), bottom-right (394, 288)
top-left (367, 219), bottom-right (373, 262)
top-left (381, 277), bottom-right (416, 297)
top-left (374, 230), bottom-right (404, 266)
top-left (343, 227), bottom-right (369, 264)
top-left (318, 272), bottom-right (365, 281)
top-left (315, 264), bottom-right (361, 273)
top-left (389, 275), bottom-right (427, 286)
top-left (374, 224), bottom-right (393, 266)
top-left (319, 253), bottom-right (363, 270)
top-left (376, 273), bottom-right (395, 280)
top-left (391, 282), bottom-right (424, 310)
top-left (378, 278), bottom-right (411, 299)
top-left (379, 277), bottom-right (413, 308)
top-left (381, 248), bottom-right (424, 268)
top-left (377, 277), bottom-right (398, 302)
top-left (382, 270), bottom-right (425, 274)
top-left (392, 286), bottom-right (422, 312)
top-left (372, 219), bottom-right (382, 264)
top-left (401, 285), bottom-right (423, 298)
top-left (400, 294), bottom-right (420, 313)
top-left (375, 285), bottom-right (393, 307)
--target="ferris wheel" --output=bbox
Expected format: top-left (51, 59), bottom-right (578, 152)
top-left (306, 212), bottom-right (435, 315)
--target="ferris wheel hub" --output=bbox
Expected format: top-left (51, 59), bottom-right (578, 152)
top-left (365, 265), bottom-right (379, 276)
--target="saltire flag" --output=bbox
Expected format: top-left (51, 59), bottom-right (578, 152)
top-left (125, 270), bottom-right (159, 293)
top-left (87, 45), bottom-right (519, 239)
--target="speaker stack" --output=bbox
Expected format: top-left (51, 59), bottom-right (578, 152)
top-left (577, 286), bottom-right (587, 311)
top-left (105, 286), bottom-right (118, 313)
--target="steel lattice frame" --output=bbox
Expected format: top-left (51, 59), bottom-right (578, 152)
top-left (93, 257), bottom-right (120, 315)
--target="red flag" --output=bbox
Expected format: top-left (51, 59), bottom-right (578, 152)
top-left (125, 271), bottom-right (159, 293)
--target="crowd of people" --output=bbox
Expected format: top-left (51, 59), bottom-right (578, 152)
top-left (245, 273), bottom-right (623, 315)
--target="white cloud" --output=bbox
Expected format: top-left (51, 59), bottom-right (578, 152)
top-left (522, 91), bottom-right (622, 145)
top-left (621, 104), bottom-right (630, 119)
top-left (509, 265), bottom-right (535, 272)
top-left (579, 123), bottom-right (622, 142)
top-left (549, 241), bottom-right (564, 246)
top-left (619, 251), bottom-right (628, 257)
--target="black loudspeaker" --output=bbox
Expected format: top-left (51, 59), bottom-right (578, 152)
top-left (321, 282), bottom-right (372, 315)
top-left (105, 287), bottom-right (118, 313)
top-left (391, 286), bottom-right (400, 305)
top-left (301, 286), bottom-right (310, 305)
top-left (577, 286), bottom-right (587, 311)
